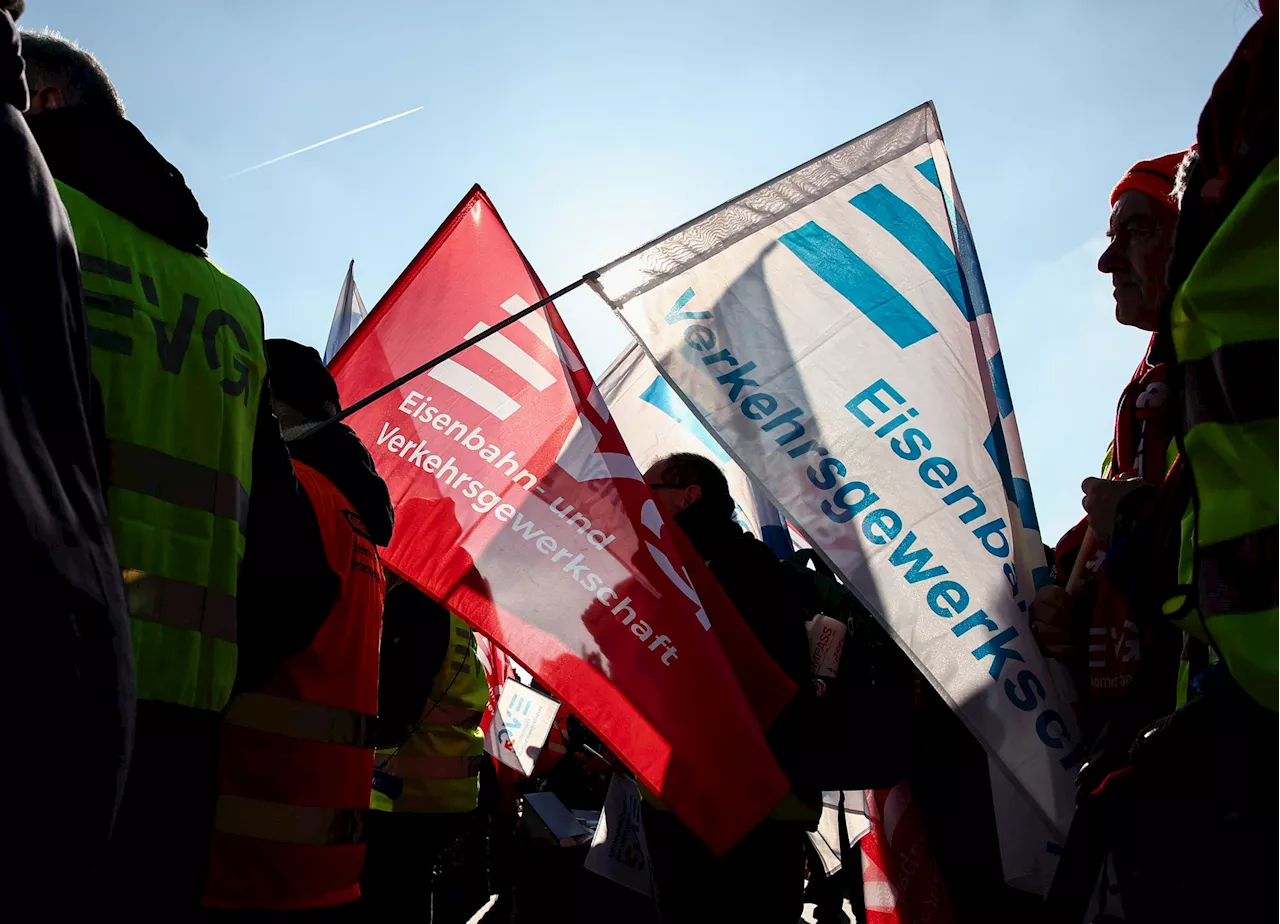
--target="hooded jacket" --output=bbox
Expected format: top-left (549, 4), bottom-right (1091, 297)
top-left (26, 104), bottom-right (356, 692)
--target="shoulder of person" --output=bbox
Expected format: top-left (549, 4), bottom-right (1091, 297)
top-left (724, 528), bottom-right (774, 558)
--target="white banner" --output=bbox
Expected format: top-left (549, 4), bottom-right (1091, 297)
top-left (599, 341), bottom-right (793, 559)
top-left (584, 775), bottom-right (654, 896)
top-left (592, 102), bottom-right (1079, 842)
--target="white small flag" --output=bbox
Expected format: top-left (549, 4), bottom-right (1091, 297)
top-left (808, 790), bottom-right (872, 877)
top-left (323, 259), bottom-right (368, 364)
top-left (584, 775), bottom-right (654, 896)
top-left (487, 679), bottom-right (559, 776)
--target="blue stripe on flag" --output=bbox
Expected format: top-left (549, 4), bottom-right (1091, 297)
top-left (760, 524), bottom-right (793, 560)
top-left (953, 213), bottom-right (993, 318)
top-left (984, 419), bottom-right (1015, 501)
top-left (1013, 477), bottom-right (1039, 532)
top-left (638, 375), bottom-right (730, 462)
top-left (988, 350), bottom-right (1013, 418)
top-left (1032, 566), bottom-right (1053, 591)
top-left (779, 221), bottom-right (938, 349)
top-left (983, 419), bottom-right (1040, 531)
top-left (915, 158), bottom-right (942, 189)
top-left (850, 184), bottom-right (969, 320)
top-left (915, 158), bottom-right (992, 318)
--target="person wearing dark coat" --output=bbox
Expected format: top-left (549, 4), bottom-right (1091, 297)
top-left (2, 3), bottom-right (134, 908)
top-left (639, 452), bottom-right (814, 924)
top-left (17, 29), bottom-right (343, 912)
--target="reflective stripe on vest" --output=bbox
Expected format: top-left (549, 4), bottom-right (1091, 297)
top-left (225, 692), bottom-right (376, 748)
top-left (57, 181), bottom-right (265, 713)
top-left (380, 754), bottom-right (485, 779)
top-left (214, 795), bottom-right (365, 847)
top-left (110, 439), bottom-right (250, 534)
top-left (417, 703), bottom-right (485, 728)
top-left (1168, 157), bottom-right (1279, 712)
top-left (205, 463), bottom-right (383, 911)
top-left (122, 570), bottom-right (237, 642)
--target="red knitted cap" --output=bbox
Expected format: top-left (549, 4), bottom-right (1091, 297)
top-left (1110, 151), bottom-right (1188, 209)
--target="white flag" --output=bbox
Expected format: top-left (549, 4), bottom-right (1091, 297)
top-left (808, 790), bottom-right (872, 877)
top-left (584, 775), bottom-right (654, 896)
top-left (323, 259), bottom-right (368, 364)
top-left (487, 679), bottom-right (559, 776)
top-left (591, 102), bottom-right (1079, 845)
top-left (600, 341), bottom-right (793, 558)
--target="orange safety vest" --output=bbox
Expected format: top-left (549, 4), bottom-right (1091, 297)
top-left (204, 461), bottom-right (385, 910)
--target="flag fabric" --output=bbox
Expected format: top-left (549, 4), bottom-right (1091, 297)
top-left (328, 185), bottom-right (794, 854)
top-left (808, 790), bottom-right (872, 877)
top-left (590, 102), bottom-right (1080, 842)
top-left (323, 259), bottom-right (369, 364)
top-left (860, 783), bottom-right (956, 924)
top-left (600, 341), bottom-right (793, 559)
top-left (475, 630), bottom-right (520, 770)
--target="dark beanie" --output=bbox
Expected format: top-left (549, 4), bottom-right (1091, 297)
top-left (265, 339), bottom-right (341, 421)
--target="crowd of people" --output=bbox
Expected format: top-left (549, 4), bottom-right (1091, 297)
top-left (3, 0), bottom-right (1275, 921)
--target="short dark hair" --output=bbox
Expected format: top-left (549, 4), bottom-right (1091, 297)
top-left (20, 29), bottom-right (123, 116)
top-left (652, 452), bottom-right (735, 520)
top-left (3, 2), bottom-right (27, 21)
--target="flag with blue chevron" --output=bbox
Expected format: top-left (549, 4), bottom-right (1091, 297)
top-left (591, 102), bottom-right (1080, 868)
top-left (599, 341), bottom-right (794, 560)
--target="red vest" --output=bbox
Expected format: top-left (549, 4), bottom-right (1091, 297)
top-left (204, 461), bottom-right (385, 910)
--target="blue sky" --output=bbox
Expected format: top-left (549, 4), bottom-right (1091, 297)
top-left (28, 0), bottom-right (1253, 543)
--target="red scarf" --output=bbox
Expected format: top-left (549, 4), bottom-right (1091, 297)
top-left (1111, 335), bottom-right (1173, 484)
top-left (1056, 336), bottom-right (1175, 700)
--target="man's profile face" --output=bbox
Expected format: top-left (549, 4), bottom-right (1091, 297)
top-left (1097, 189), bottom-right (1177, 332)
top-left (644, 462), bottom-right (701, 518)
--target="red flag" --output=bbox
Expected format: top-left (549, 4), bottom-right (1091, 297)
top-left (472, 631), bottom-right (515, 736)
top-left (860, 783), bottom-right (956, 924)
top-left (329, 186), bottom-right (793, 853)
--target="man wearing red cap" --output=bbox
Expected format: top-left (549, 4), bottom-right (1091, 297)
top-left (1030, 151), bottom-right (1190, 748)
top-left (1035, 155), bottom-right (1195, 920)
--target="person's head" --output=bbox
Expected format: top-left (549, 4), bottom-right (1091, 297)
top-left (3, 1), bottom-right (26, 21)
top-left (19, 29), bottom-right (123, 116)
top-left (644, 453), bottom-right (734, 521)
top-left (264, 340), bottom-right (341, 437)
top-left (1097, 151), bottom-right (1185, 331)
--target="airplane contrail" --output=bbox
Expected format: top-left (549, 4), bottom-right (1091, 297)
top-left (229, 105), bottom-right (425, 177)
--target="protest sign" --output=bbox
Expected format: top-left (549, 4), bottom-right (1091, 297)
top-left (489, 679), bottom-right (558, 776)
top-left (584, 775), bottom-right (653, 897)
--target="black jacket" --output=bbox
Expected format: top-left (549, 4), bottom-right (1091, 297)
top-left (25, 103), bottom-right (347, 693)
top-left (376, 580), bottom-right (450, 749)
top-left (675, 501), bottom-right (811, 686)
top-left (3, 10), bottom-right (133, 885)
top-left (675, 501), bottom-right (817, 805)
